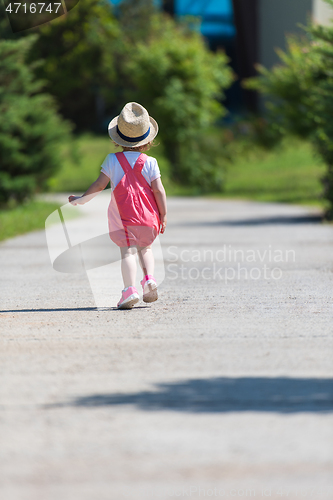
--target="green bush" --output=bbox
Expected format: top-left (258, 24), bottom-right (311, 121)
top-left (247, 0), bottom-right (333, 218)
top-left (122, 12), bottom-right (234, 189)
top-left (0, 36), bottom-right (71, 206)
top-left (26, 0), bottom-right (233, 191)
top-left (1, 0), bottom-right (234, 194)
top-left (27, 0), bottom-right (119, 130)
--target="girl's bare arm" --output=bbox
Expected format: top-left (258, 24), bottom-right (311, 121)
top-left (68, 173), bottom-right (110, 205)
top-left (151, 177), bottom-right (167, 233)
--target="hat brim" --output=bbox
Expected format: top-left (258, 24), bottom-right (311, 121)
top-left (108, 115), bottom-right (158, 147)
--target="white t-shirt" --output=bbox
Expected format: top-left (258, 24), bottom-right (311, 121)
top-left (101, 152), bottom-right (161, 190)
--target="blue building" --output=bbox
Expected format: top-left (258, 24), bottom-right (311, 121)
top-left (166, 0), bottom-right (241, 114)
top-left (174, 0), bottom-right (235, 42)
top-left (111, 0), bottom-right (328, 114)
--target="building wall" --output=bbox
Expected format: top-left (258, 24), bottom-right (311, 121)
top-left (259, 0), bottom-right (312, 69)
top-left (313, 0), bottom-right (333, 25)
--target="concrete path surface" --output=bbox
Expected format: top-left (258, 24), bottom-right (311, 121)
top-left (1, 195), bottom-right (333, 500)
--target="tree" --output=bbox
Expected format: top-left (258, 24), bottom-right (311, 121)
top-left (247, 0), bottom-right (333, 218)
top-left (0, 36), bottom-right (71, 206)
top-left (0, 0), bottom-right (16, 39)
top-left (122, 13), bottom-right (234, 189)
top-left (27, 0), bottom-right (119, 130)
top-left (1, 0), bottom-right (234, 192)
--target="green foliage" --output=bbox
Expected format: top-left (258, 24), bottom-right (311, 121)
top-left (0, 36), bottom-right (71, 206)
top-left (50, 133), bottom-right (325, 205)
top-left (27, 0), bottom-right (119, 130)
top-left (176, 131), bottom-right (231, 192)
top-left (246, 0), bottom-right (333, 218)
top-left (47, 133), bottom-right (115, 192)
top-left (47, 133), bottom-right (174, 193)
top-left (1, 0), bottom-right (233, 194)
top-left (122, 13), bottom-right (234, 188)
top-left (0, 200), bottom-right (61, 241)
top-left (117, 0), bottom-right (156, 42)
top-left (222, 137), bottom-right (326, 205)
top-left (0, 1), bottom-right (15, 39)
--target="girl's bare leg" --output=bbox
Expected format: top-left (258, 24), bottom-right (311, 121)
top-left (137, 245), bottom-right (154, 277)
top-left (137, 245), bottom-right (158, 302)
top-left (120, 246), bottom-right (137, 288)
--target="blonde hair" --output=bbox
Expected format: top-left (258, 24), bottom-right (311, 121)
top-left (111, 140), bottom-right (156, 152)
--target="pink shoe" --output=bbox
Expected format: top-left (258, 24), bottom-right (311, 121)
top-left (117, 286), bottom-right (139, 309)
top-left (140, 275), bottom-right (158, 303)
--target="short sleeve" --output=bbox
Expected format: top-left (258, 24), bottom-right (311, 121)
top-left (149, 158), bottom-right (161, 183)
top-left (101, 155), bottom-right (111, 179)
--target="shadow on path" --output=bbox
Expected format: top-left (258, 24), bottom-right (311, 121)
top-left (181, 214), bottom-right (324, 227)
top-left (0, 306), bottom-right (148, 313)
top-left (0, 307), bottom-right (98, 313)
top-left (55, 377), bottom-right (333, 413)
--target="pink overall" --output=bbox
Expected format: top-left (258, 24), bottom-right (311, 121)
top-left (107, 152), bottom-right (161, 248)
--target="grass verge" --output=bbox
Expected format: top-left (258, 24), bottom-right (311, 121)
top-left (47, 133), bottom-right (175, 193)
top-left (0, 201), bottom-right (61, 242)
top-left (1, 135), bottom-right (327, 242)
top-left (220, 138), bottom-right (326, 207)
top-left (48, 133), bottom-right (327, 207)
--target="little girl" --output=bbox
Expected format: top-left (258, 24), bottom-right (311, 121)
top-left (69, 102), bottom-right (167, 309)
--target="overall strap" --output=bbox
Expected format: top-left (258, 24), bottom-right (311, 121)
top-left (115, 152), bottom-right (132, 174)
top-left (133, 153), bottom-right (148, 174)
top-left (115, 152), bottom-right (150, 187)
top-left (133, 153), bottom-right (151, 189)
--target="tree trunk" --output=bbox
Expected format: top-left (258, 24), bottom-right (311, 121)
top-left (162, 0), bottom-right (175, 16)
top-left (232, 0), bottom-right (259, 112)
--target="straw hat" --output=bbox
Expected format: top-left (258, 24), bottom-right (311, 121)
top-left (108, 102), bottom-right (158, 147)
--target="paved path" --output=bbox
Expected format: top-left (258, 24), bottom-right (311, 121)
top-left (1, 195), bottom-right (333, 500)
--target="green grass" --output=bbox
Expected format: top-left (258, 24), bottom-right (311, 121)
top-left (219, 138), bottom-right (326, 207)
top-left (47, 133), bottom-right (176, 194)
top-left (49, 133), bottom-right (327, 207)
top-left (1, 135), bottom-right (327, 242)
top-left (0, 201), bottom-right (61, 242)
top-left (47, 134), bottom-right (114, 193)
